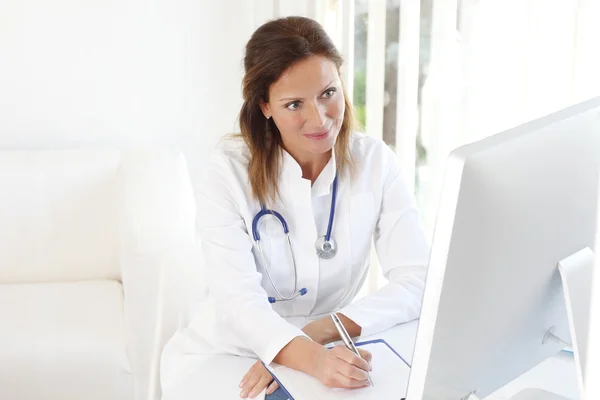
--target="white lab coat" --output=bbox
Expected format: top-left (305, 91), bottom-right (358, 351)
top-left (160, 132), bottom-right (430, 393)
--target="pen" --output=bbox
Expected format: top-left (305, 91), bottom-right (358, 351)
top-left (329, 312), bottom-right (374, 387)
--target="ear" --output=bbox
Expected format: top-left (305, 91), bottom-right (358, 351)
top-left (259, 101), bottom-right (271, 119)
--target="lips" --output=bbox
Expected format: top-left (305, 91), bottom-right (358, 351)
top-left (304, 128), bottom-right (331, 140)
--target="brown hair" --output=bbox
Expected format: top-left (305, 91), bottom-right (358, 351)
top-left (238, 16), bottom-right (355, 206)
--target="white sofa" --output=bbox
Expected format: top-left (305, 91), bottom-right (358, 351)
top-left (0, 149), bottom-right (197, 400)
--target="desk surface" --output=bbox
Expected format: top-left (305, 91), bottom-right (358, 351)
top-left (162, 321), bottom-right (580, 400)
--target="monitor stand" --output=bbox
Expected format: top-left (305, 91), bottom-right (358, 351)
top-left (556, 247), bottom-right (593, 395)
top-left (508, 247), bottom-right (594, 400)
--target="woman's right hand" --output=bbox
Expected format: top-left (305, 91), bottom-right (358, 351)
top-left (312, 345), bottom-right (372, 389)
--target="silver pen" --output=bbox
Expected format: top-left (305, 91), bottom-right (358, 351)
top-left (329, 312), bottom-right (374, 387)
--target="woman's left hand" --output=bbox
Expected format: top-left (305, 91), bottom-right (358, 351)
top-left (302, 313), bottom-right (362, 345)
top-left (239, 361), bottom-right (279, 398)
top-left (302, 317), bottom-right (333, 345)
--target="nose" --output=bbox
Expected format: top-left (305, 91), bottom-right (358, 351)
top-left (305, 101), bottom-right (327, 128)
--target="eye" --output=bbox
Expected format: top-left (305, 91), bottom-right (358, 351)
top-left (286, 101), bottom-right (301, 111)
top-left (322, 88), bottom-right (337, 99)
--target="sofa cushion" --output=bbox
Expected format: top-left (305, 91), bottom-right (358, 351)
top-left (0, 279), bottom-right (133, 400)
top-left (0, 150), bottom-right (121, 284)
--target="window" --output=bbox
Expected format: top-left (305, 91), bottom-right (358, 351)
top-left (268, 0), bottom-right (600, 293)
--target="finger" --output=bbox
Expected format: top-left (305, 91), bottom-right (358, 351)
top-left (266, 380), bottom-right (279, 395)
top-left (357, 348), bottom-right (373, 364)
top-left (240, 362), bottom-right (261, 388)
top-left (340, 362), bottom-right (370, 381)
top-left (240, 372), bottom-right (260, 398)
top-left (333, 371), bottom-right (369, 389)
top-left (328, 353), bottom-right (369, 382)
top-left (247, 374), bottom-right (273, 398)
top-left (333, 346), bottom-right (372, 372)
top-left (239, 370), bottom-right (251, 388)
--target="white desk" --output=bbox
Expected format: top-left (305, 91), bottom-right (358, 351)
top-left (162, 321), bottom-right (580, 399)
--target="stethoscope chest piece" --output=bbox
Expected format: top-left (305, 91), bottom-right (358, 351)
top-left (315, 235), bottom-right (337, 259)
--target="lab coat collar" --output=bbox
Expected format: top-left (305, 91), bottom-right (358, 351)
top-left (281, 146), bottom-right (337, 197)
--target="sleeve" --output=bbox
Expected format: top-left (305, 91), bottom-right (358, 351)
top-left (195, 155), bottom-right (310, 364)
top-left (338, 148), bottom-right (431, 338)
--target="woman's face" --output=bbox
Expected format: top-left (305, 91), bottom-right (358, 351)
top-left (260, 55), bottom-right (345, 160)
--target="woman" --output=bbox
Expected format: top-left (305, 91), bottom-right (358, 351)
top-left (161, 16), bottom-right (430, 400)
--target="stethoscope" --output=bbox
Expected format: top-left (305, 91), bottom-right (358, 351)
top-left (251, 174), bottom-right (338, 303)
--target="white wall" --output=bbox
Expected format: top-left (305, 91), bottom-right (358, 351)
top-left (0, 0), bottom-right (258, 180)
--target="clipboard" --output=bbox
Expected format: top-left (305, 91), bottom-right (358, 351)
top-left (264, 339), bottom-right (410, 400)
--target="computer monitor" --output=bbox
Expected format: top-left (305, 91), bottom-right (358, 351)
top-left (405, 96), bottom-right (600, 400)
